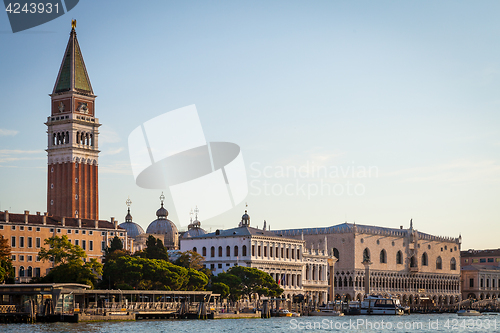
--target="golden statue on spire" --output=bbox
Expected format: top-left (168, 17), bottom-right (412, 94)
top-left (71, 19), bottom-right (77, 30)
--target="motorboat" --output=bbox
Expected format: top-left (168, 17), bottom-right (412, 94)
top-left (277, 309), bottom-right (292, 317)
top-left (360, 294), bottom-right (405, 315)
top-left (457, 309), bottom-right (482, 316)
top-left (309, 308), bottom-right (344, 316)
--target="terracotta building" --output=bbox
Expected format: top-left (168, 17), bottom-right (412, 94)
top-left (460, 249), bottom-right (500, 301)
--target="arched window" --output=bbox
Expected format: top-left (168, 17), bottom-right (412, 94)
top-left (380, 249), bottom-right (387, 263)
top-left (19, 266), bottom-right (25, 277)
top-left (27, 266), bottom-right (33, 277)
top-left (65, 131), bottom-right (69, 144)
top-left (396, 250), bottom-right (403, 264)
top-left (226, 246), bottom-right (231, 257)
top-left (422, 252), bottom-right (428, 266)
top-left (202, 247), bottom-right (207, 256)
top-left (234, 246), bottom-right (239, 257)
top-left (436, 256), bottom-right (442, 270)
top-left (192, 247), bottom-right (197, 253)
top-left (242, 245), bottom-right (247, 256)
top-left (210, 246), bottom-right (215, 257)
top-left (410, 256), bottom-right (417, 267)
top-left (218, 246), bottom-right (223, 257)
top-left (333, 248), bottom-right (339, 261)
top-left (363, 248), bottom-right (370, 261)
top-left (90, 134), bottom-right (93, 146)
top-left (450, 257), bottom-right (456, 270)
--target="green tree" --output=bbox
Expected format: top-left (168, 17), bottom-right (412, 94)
top-left (174, 250), bottom-right (204, 270)
top-left (144, 235), bottom-right (169, 261)
top-left (36, 235), bottom-right (102, 288)
top-left (106, 236), bottom-right (123, 254)
top-left (0, 235), bottom-right (14, 283)
top-left (209, 282), bottom-right (230, 299)
top-left (213, 266), bottom-right (283, 300)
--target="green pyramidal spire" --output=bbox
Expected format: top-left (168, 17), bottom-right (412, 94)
top-left (53, 22), bottom-right (93, 95)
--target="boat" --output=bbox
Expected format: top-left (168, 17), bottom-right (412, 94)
top-left (360, 294), bottom-right (405, 315)
top-left (290, 311), bottom-right (300, 317)
top-left (457, 309), bottom-right (482, 316)
top-left (309, 309), bottom-right (344, 316)
top-left (277, 309), bottom-right (292, 317)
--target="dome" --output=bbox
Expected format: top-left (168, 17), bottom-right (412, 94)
top-left (241, 210), bottom-right (250, 226)
top-left (182, 227), bottom-right (206, 238)
top-left (156, 203), bottom-right (168, 219)
top-left (146, 218), bottom-right (178, 235)
top-left (119, 221), bottom-right (145, 238)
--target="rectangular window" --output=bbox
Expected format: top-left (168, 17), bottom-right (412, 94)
top-left (57, 229), bottom-right (61, 233)
top-left (465, 259), bottom-right (468, 263)
top-left (276, 247), bottom-right (279, 258)
top-left (101, 241), bottom-right (106, 251)
top-left (11, 226), bottom-right (15, 230)
top-left (264, 246), bottom-right (267, 257)
top-left (286, 248), bottom-right (289, 259)
top-left (28, 237), bottom-right (32, 248)
top-left (19, 255), bottom-right (24, 261)
top-left (50, 228), bottom-right (54, 232)
top-left (480, 258), bottom-right (486, 263)
top-left (11, 236), bottom-right (15, 247)
top-left (270, 247), bottom-right (273, 258)
top-left (488, 258), bottom-right (494, 262)
top-left (82, 230), bottom-right (86, 234)
top-left (89, 231), bottom-right (93, 235)
top-left (257, 246), bottom-right (261, 257)
top-left (481, 279), bottom-right (484, 288)
top-left (36, 227), bottom-right (40, 232)
top-left (210, 263), bottom-right (215, 270)
top-left (11, 255), bottom-right (16, 261)
top-left (292, 248), bottom-right (295, 259)
top-left (20, 226), bottom-right (24, 231)
top-left (297, 249), bottom-right (300, 259)
top-left (67, 230), bottom-right (72, 234)
top-left (252, 245), bottom-right (255, 257)
top-left (281, 248), bottom-right (284, 258)
top-left (82, 240), bottom-right (86, 250)
top-left (0, 226), bottom-right (3, 230)
top-left (75, 230), bottom-right (79, 234)
top-left (472, 259), bottom-right (479, 263)
top-left (19, 237), bottom-right (24, 248)
top-left (120, 233), bottom-right (123, 236)
top-left (36, 238), bottom-right (41, 248)
top-left (89, 241), bottom-right (93, 251)
top-left (27, 256), bottom-right (32, 262)
top-left (35, 268), bottom-right (40, 277)
top-left (226, 263), bottom-right (230, 266)
top-left (75, 240), bottom-right (79, 246)
top-left (487, 279), bottom-right (490, 288)
top-left (218, 263), bottom-right (222, 269)
top-left (36, 256), bottom-right (40, 262)
top-left (28, 227), bottom-right (32, 231)
top-left (101, 232), bottom-right (106, 236)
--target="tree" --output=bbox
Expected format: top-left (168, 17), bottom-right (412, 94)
top-left (212, 266), bottom-right (283, 300)
top-left (36, 235), bottom-right (102, 288)
top-left (38, 235), bottom-right (86, 265)
top-left (144, 235), bottom-right (169, 260)
top-left (0, 235), bottom-right (14, 283)
top-left (106, 236), bottom-right (123, 254)
top-left (174, 250), bottom-right (204, 270)
top-left (102, 256), bottom-right (208, 291)
top-left (209, 282), bottom-right (230, 299)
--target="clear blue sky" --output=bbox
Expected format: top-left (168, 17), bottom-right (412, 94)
top-left (1, 1), bottom-right (499, 250)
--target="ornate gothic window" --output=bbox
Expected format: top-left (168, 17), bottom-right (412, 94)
top-left (450, 257), bottom-right (456, 270)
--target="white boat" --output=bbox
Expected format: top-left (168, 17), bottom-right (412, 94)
top-left (457, 309), bottom-right (482, 316)
top-left (360, 294), bottom-right (405, 315)
top-left (309, 309), bottom-right (344, 316)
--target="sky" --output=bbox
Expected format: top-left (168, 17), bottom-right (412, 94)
top-left (0, 1), bottom-right (499, 250)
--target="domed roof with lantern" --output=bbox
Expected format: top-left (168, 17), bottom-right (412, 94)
top-left (118, 197), bottom-right (145, 238)
top-left (182, 206), bottom-right (206, 238)
top-left (146, 192), bottom-right (179, 248)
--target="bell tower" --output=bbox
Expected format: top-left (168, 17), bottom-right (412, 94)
top-left (46, 20), bottom-right (100, 219)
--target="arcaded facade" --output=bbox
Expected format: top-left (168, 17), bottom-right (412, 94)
top-left (274, 221), bottom-right (462, 306)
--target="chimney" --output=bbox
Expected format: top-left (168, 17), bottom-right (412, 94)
top-left (61, 217), bottom-right (65, 227)
top-left (43, 212), bottom-right (47, 225)
top-left (24, 210), bottom-right (29, 224)
top-left (36, 212), bottom-right (40, 216)
top-left (400, 226), bottom-right (403, 229)
top-left (78, 218), bottom-right (82, 228)
top-left (94, 220), bottom-right (99, 229)
top-left (111, 217), bottom-right (117, 230)
top-left (4, 210), bottom-right (9, 223)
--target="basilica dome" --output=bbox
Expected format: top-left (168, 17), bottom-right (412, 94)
top-left (118, 205), bottom-right (145, 238)
top-left (146, 197), bottom-right (179, 248)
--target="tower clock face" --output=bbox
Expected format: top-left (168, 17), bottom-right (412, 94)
top-left (58, 101), bottom-right (65, 112)
top-left (77, 102), bottom-right (88, 113)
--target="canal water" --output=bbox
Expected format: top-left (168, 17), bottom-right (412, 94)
top-left (0, 313), bottom-right (499, 332)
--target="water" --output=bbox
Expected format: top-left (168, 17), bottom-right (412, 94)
top-left (1, 314), bottom-right (499, 332)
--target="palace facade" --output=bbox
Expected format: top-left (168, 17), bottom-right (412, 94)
top-left (273, 220), bottom-right (462, 306)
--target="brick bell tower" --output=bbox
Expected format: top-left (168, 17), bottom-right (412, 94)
top-left (46, 20), bottom-right (100, 219)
